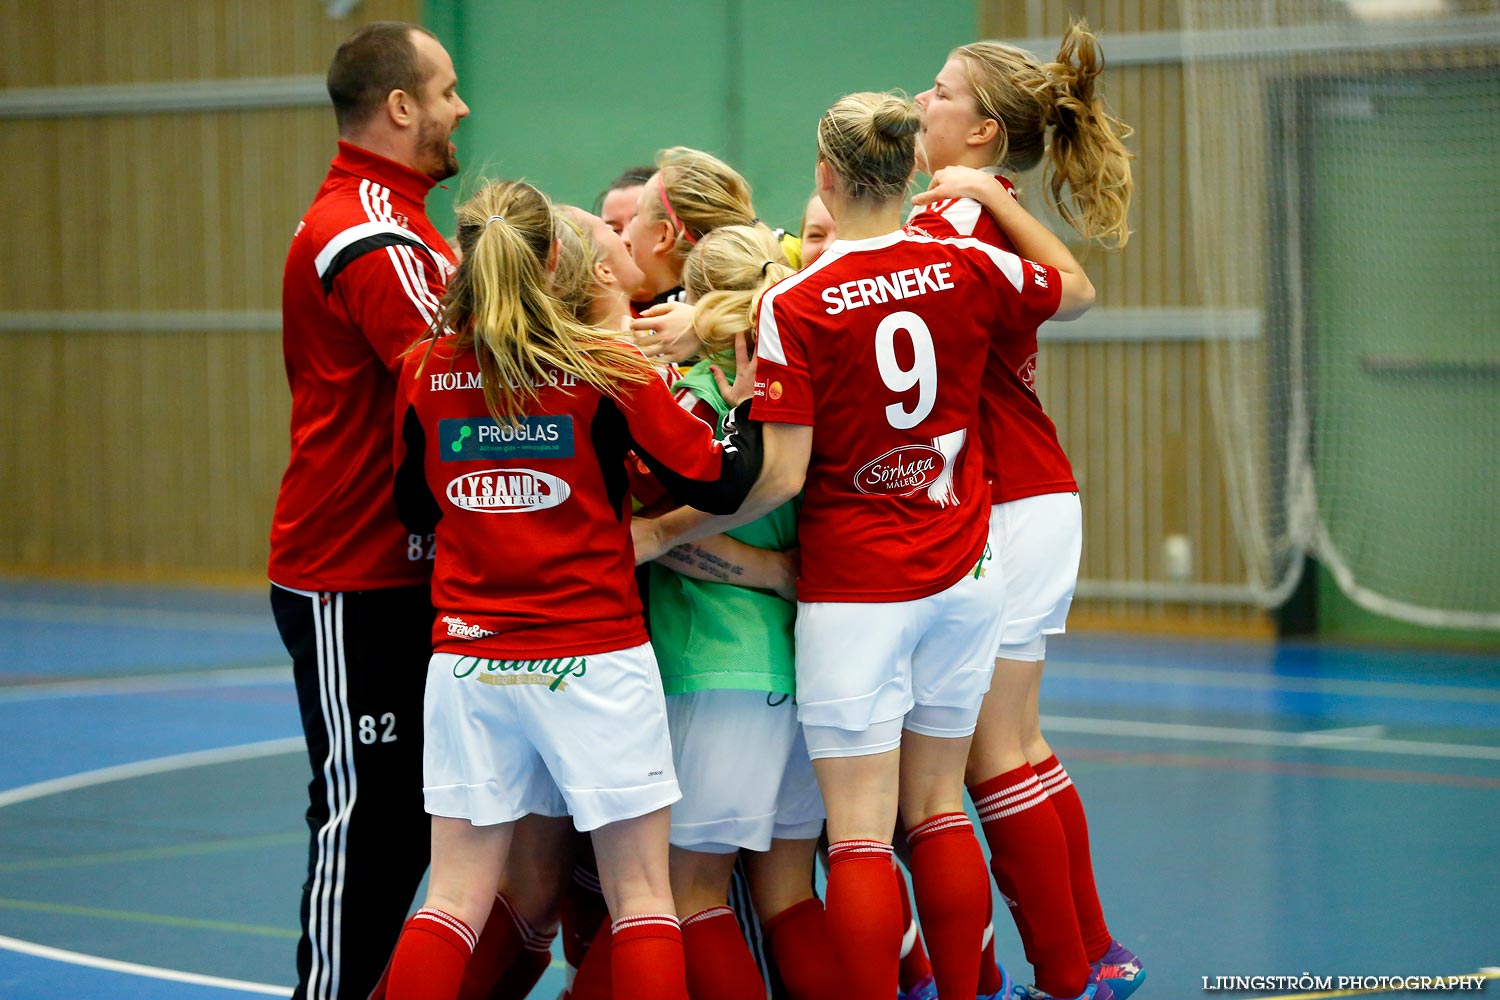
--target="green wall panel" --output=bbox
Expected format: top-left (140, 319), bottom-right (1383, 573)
top-left (424, 0), bottom-right (975, 232)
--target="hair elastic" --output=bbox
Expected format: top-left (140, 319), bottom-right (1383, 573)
top-left (484, 214), bottom-right (506, 228)
top-left (760, 260), bottom-right (776, 276)
top-left (657, 182), bottom-right (697, 245)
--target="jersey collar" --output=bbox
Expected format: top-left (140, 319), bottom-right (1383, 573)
top-left (331, 141), bottom-right (438, 204)
top-left (826, 229), bottom-right (906, 254)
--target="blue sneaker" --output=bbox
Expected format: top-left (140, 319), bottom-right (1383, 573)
top-left (1090, 941), bottom-right (1145, 1000)
top-left (977, 958), bottom-right (1015, 999)
top-left (899, 977), bottom-right (939, 1000)
top-left (1011, 983), bottom-right (1106, 1000)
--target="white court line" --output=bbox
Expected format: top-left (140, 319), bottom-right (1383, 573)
top-left (1042, 714), bottom-right (1500, 761)
top-left (0, 665), bottom-right (292, 703)
top-left (0, 933), bottom-right (291, 995)
top-left (0, 740), bottom-right (305, 993)
top-left (1050, 659), bottom-right (1500, 705)
top-left (0, 599), bottom-right (269, 631)
top-left (0, 738), bottom-right (305, 809)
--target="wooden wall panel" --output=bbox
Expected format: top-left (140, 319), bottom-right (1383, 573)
top-left (0, 0), bottom-right (419, 87)
top-left (0, 329), bottom-right (288, 577)
top-left (0, 0), bottom-right (418, 579)
top-left (979, 0), bottom-right (1264, 628)
top-left (1, 109), bottom-right (336, 312)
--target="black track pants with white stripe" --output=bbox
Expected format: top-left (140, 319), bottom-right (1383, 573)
top-left (272, 584), bottom-right (434, 1000)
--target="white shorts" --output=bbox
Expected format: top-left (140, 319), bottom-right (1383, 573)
top-left (423, 643), bottom-right (680, 832)
top-left (793, 548), bottom-right (1005, 743)
top-left (991, 492), bottom-right (1081, 650)
top-left (666, 689), bottom-right (825, 853)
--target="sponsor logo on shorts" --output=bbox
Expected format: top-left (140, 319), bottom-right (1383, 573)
top-left (445, 468), bottom-right (571, 513)
top-left (441, 615), bottom-right (494, 639)
top-left (767, 380), bottom-right (783, 402)
top-left (971, 543), bottom-right (993, 579)
top-left (853, 445), bottom-right (946, 496)
top-left (440, 416), bottom-right (575, 461)
top-left (452, 655), bottom-right (587, 692)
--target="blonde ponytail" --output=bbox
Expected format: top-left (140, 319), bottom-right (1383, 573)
top-left (1044, 19), bottom-right (1135, 249)
top-left (419, 180), bottom-right (656, 422)
top-left (953, 18), bottom-right (1134, 249)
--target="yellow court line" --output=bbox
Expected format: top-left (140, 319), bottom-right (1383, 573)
top-left (0, 831), bottom-right (304, 875)
top-left (0, 897), bottom-right (298, 939)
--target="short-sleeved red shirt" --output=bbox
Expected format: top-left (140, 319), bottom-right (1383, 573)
top-left (907, 173), bottom-right (1078, 504)
top-left (752, 229), bottom-right (1059, 602)
top-left (395, 337), bottom-right (757, 658)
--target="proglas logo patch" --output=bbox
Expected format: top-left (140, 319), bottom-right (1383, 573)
top-left (440, 416), bottom-right (574, 461)
top-left (445, 469), bottom-right (572, 513)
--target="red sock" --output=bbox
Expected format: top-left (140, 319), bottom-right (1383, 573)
top-left (492, 936), bottom-right (556, 1000)
top-left (972, 765), bottom-right (1087, 998)
top-left (763, 898), bottom-right (844, 1000)
top-left (907, 813), bottom-right (988, 1000)
top-left (388, 907), bottom-right (478, 1000)
top-left (682, 906), bottom-right (764, 1000)
top-left (991, 860), bottom-right (1037, 964)
top-left (568, 923), bottom-right (612, 1000)
top-left (825, 839), bottom-right (902, 1000)
top-left (1036, 754), bottom-right (1113, 961)
top-left (896, 865), bottom-right (934, 989)
top-left (458, 892), bottom-right (548, 1000)
top-left (562, 863), bottom-right (610, 985)
top-left (610, 914), bottom-right (689, 1000)
top-left (977, 907), bottom-right (1004, 994)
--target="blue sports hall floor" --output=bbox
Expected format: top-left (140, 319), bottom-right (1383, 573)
top-left (0, 576), bottom-right (1495, 998)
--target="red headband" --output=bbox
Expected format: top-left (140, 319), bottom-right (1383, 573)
top-left (657, 180), bottom-right (697, 245)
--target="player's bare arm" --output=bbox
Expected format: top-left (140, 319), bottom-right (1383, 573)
top-left (632, 422), bottom-right (810, 561)
top-left (913, 165), bottom-right (1095, 320)
top-left (652, 539), bottom-right (797, 601)
top-left (630, 300), bottom-right (704, 363)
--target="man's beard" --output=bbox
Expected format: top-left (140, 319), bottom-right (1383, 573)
top-left (418, 116), bottom-right (459, 181)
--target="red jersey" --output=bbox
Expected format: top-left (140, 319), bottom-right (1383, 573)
top-left (906, 172), bottom-right (1079, 504)
top-left (394, 337), bottom-right (761, 659)
top-left (752, 229), bottom-right (1060, 602)
top-left (269, 142), bottom-right (457, 591)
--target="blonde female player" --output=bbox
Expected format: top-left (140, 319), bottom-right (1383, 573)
top-left (635, 91), bottom-right (1093, 1000)
top-left (631, 223), bottom-right (848, 1000)
top-left (449, 206), bottom-right (650, 1000)
top-left (793, 184), bottom-right (944, 1000)
top-left (558, 205), bottom-right (648, 330)
top-left (907, 20), bottom-right (1143, 1000)
top-left (625, 146), bottom-right (763, 363)
top-left (382, 179), bottom-right (765, 1000)
top-left (454, 206), bottom-right (784, 1000)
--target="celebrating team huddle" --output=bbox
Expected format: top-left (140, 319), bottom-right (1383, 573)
top-left (269, 17), bottom-right (1144, 1000)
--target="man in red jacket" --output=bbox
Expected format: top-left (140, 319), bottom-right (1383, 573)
top-left (268, 21), bottom-right (468, 1000)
